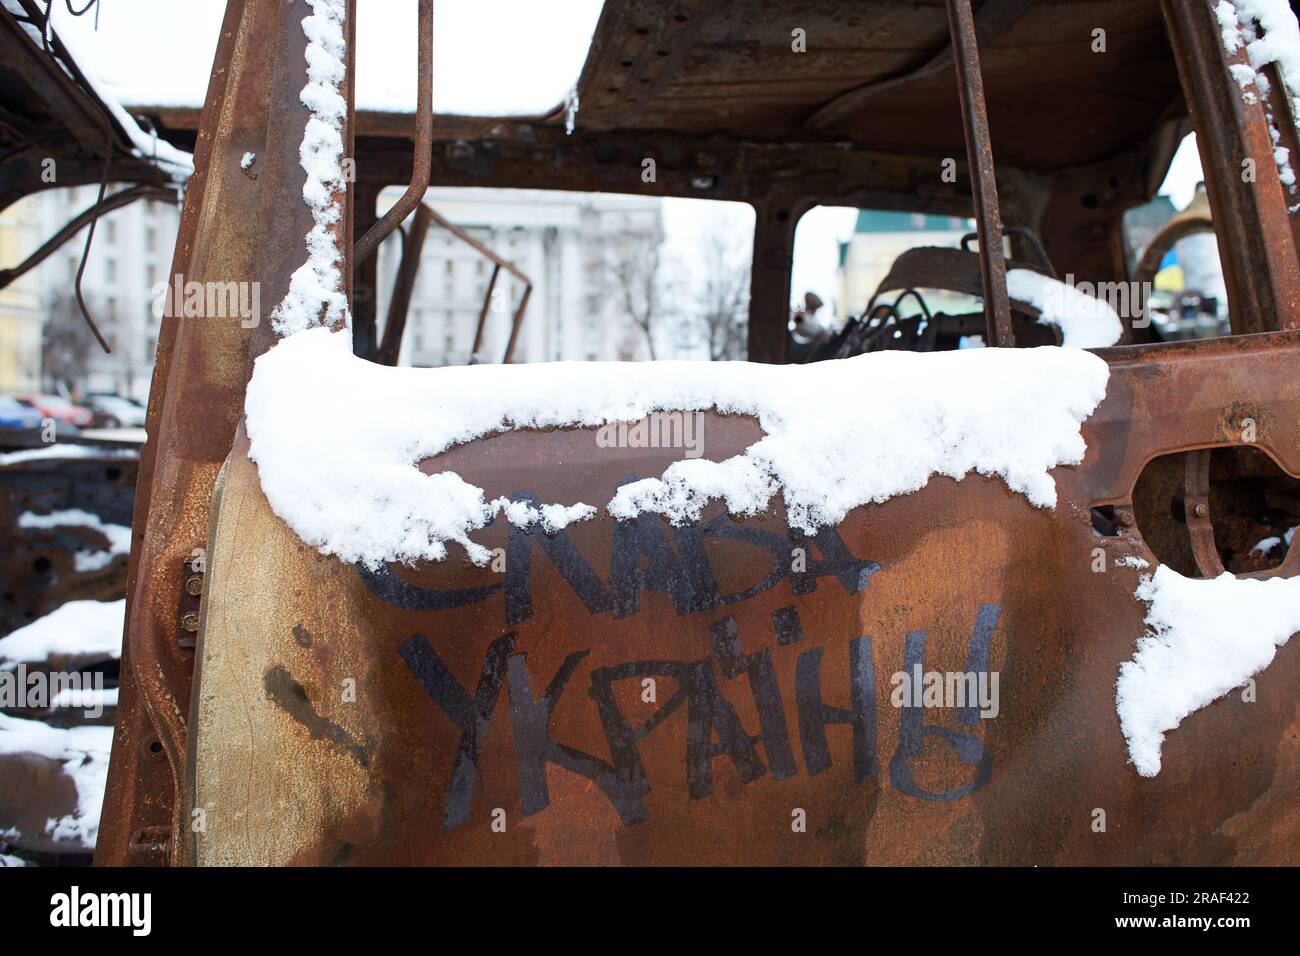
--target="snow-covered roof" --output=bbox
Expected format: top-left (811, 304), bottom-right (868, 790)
top-left (246, 326), bottom-right (1110, 569)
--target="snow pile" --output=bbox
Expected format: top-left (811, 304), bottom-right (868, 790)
top-left (18, 510), bottom-right (131, 573)
top-left (0, 714), bottom-right (113, 848)
top-left (1219, 1), bottom-right (1300, 198)
top-left (50, 686), bottom-right (119, 710)
top-left (245, 326), bottom-right (1110, 568)
top-left (1116, 566), bottom-right (1300, 777)
top-left (0, 445), bottom-right (137, 467)
top-left (270, 0), bottom-right (352, 337)
top-left (38, 5), bottom-right (193, 181)
top-left (1006, 270), bottom-right (1124, 348)
top-left (0, 600), bottom-right (125, 670)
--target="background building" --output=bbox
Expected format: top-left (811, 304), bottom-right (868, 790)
top-left (376, 187), bottom-right (665, 365)
top-left (835, 210), bottom-right (975, 322)
top-left (1, 185), bottom-right (666, 399)
top-left (0, 185), bottom-right (180, 400)
top-left (0, 197), bottom-right (45, 394)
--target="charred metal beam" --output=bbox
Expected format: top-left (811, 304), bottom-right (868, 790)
top-left (375, 202), bottom-right (433, 366)
top-left (353, 0), bottom-right (432, 265)
top-left (1159, 0), bottom-right (1300, 333)
top-left (945, 0), bottom-right (1013, 348)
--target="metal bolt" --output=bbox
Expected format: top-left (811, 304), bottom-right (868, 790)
top-left (185, 575), bottom-right (203, 596)
top-left (1118, 511), bottom-right (1134, 527)
top-left (1194, 503), bottom-right (1209, 518)
top-left (182, 612), bottom-right (200, 633)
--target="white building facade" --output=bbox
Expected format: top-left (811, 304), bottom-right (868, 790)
top-left (1, 185), bottom-right (662, 399)
top-left (376, 188), bottom-right (665, 366)
top-left (0, 184), bottom-right (180, 400)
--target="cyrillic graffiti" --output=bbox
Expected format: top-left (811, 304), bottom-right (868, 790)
top-left (365, 491), bottom-right (1002, 829)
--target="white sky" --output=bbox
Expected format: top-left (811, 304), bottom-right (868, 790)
top-left (50, 0), bottom-right (605, 115)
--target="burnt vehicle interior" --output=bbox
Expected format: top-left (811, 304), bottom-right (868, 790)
top-left (1, 0), bottom-right (1299, 869)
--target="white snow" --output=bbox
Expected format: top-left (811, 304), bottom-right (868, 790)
top-left (0, 853), bottom-right (27, 867)
top-left (1220, 1), bottom-right (1300, 194)
top-left (1219, 0), bottom-right (1246, 52)
top-left (1116, 565), bottom-right (1300, 777)
top-left (0, 444), bottom-right (137, 467)
top-left (1251, 524), bottom-right (1298, 555)
top-left (1005, 270), bottom-right (1125, 348)
top-left (240, 151), bottom-right (256, 171)
top-left (1115, 555), bottom-right (1151, 570)
top-left (41, 9), bottom-right (192, 181)
top-left (50, 685), bottom-right (119, 710)
top-left (0, 600), bottom-right (125, 670)
top-left (0, 713), bottom-right (113, 849)
top-left (270, 0), bottom-right (351, 337)
top-left (245, 326), bottom-right (1109, 569)
top-left (18, 509), bottom-right (131, 573)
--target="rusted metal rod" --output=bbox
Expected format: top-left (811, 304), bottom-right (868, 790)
top-left (418, 201), bottom-right (533, 364)
top-left (375, 202), bottom-right (433, 366)
top-left (353, 0), bottom-right (432, 265)
top-left (503, 283), bottom-right (532, 364)
top-left (945, 0), bottom-right (1014, 347)
top-left (0, 183), bottom-right (175, 290)
top-left (470, 262), bottom-right (501, 360)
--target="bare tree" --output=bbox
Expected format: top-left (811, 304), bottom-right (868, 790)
top-left (611, 239), bottom-right (669, 360)
top-left (684, 231), bottom-right (751, 360)
top-left (41, 292), bottom-right (101, 396)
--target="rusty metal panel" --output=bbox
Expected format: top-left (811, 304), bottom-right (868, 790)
top-left (182, 328), bottom-right (1298, 865)
top-left (96, 0), bottom-right (356, 866)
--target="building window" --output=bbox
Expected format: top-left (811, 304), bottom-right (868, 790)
top-left (105, 221), bottom-right (117, 244)
top-left (145, 226), bottom-right (157, 252)
top-left (105, 259), bottom-right (117, 283)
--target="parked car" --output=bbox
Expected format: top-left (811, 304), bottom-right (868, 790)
top-left (16, 394), bottom-right (93, 428)
top-left (0, 396), bottom-right (43, 431)
top-left (85, 393), bottom-right (147, 428)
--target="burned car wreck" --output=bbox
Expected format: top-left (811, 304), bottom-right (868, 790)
top-left (2, 0), bottom-right (1298, 870)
